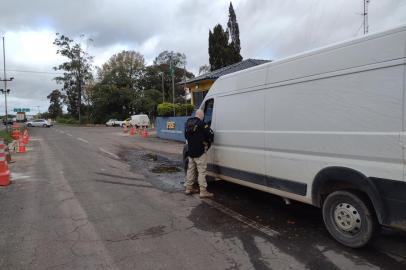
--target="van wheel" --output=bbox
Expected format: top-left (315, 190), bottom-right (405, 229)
top-left (322, 190), bottom-right (378, 248)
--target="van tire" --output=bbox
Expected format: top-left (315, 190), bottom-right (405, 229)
top-left (322, 190), bottom-right (378, 248)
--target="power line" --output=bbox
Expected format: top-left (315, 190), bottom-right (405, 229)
top-left (0, 69), bottom-right (63, 75)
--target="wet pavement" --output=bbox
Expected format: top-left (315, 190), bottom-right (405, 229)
top-left (122, 144), bottom-right (406, 270)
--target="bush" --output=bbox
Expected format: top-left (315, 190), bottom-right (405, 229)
top-left (56, 116), bottom-right (79, 125)
top-left (157, 103), bottom-right (194, 117)
top-left (157, 103), bottom-right (177, 117)
top-left (0, 130), bottom-right (13, 144)
top-left (176, 104), bottom-right (194, 116)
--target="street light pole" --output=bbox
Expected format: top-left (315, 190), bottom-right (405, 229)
top-left (160, 72), bottom-right (165, 103)
top-left (1, 37), bottom-right (13, 131)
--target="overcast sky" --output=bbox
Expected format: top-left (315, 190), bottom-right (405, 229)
top-left (0, 0), bottom-right (405, 114)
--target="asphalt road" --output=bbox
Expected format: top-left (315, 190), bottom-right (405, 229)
top-left (0, 126), bottom-right (405, 270)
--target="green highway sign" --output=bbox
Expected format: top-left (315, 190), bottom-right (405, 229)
top-left (13, 108), bottom-right (30, 112)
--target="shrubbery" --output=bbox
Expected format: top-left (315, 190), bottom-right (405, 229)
top-left (157, 103), bottom-right (195, 117)
top-left (56, 116), bottom-right (79, 125)
top-left (0, 130), bottom-right (13, 144)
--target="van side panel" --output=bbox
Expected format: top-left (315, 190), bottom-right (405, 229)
top-left (214, 90), bottom-right (265, 177)
top-left (264, 64), bottom-right (404, 199)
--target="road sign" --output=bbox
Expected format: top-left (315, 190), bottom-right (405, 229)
top-left (13, 108), bottom-right (30, 112)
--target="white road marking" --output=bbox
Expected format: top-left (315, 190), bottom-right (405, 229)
top-left (99, 147), bottom-right (120, 159)
top-left (77, 137), bottom-right (89, 143)
top-left (195, 195), bottom-right (279, 238)
top-left (11, 172), bottom-right (31, 181)
top-left (66, 133), bottom-right (73, 137)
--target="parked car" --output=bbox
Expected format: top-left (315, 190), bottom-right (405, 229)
top-left (2, 118), bottom-right (14, 125)
top-left (105, 119), bottom-right (125, 127)
top-left (105, 119), bottom-right (117, 127)
top-left (130, 114), bottom-right (150, 128)
top-left (26, 119), bottom-right (52, 127)
top-left (183, 25), bottom-right (406, 248)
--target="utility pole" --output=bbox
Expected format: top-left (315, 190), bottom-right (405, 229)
top-left (1, 37), bottom-right (14, 131)
top-left (363, 0), bottom-right (370, 35)
top-left (77, 48), bottom-right (82, 125)
top-left (160, 72), bottom-right (165, 103)
top-left (183, 63), bottom-right (188, 116)
top-left (170, 57), bottom-right (175, 116)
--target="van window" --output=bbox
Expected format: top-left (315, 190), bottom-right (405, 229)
top-left (203, 99), bottom-right (214, 126)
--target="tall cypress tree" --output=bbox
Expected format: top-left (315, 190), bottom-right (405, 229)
top-left (227, 2), bottom-right (242, 62)
top-left (209, 24), bottom-right (229, 71)
top-left (208, 2), bottom-right (242, 71)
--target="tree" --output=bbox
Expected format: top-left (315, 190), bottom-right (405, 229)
top-left (227, 2), bottom-right (242, 63)
top-left (153, 51), bottom-right (186, 68)
top-left (198, 64), bottom-right (210, 75)
top-left (88, 50), bottom-right (145, 123)
top-left (47, 89), bottom-right (64, 119)
top-left (98, 50), bottom-right (145, 89)
top-left (209, 24), bottom-right (229, 71)
top-left (53, 33), bottom-right (93, 122)
top-left (208, 2), bottom-right (242, 71)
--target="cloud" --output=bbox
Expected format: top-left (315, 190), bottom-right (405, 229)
top-left (0, 0), bottom-right (405, 114)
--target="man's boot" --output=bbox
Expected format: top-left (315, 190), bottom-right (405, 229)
top-left (199, 187), bottom-right (213, 198)
top-left (185, 186), bottom-right (199, 195)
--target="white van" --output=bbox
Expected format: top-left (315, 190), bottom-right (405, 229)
top-left (184, 25), bottom-right (406, 248)
top-left (130, 114), bottom-right (150, 128)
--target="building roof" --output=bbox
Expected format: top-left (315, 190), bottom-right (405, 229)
top-left (184, 58), bottom-right (270, 85)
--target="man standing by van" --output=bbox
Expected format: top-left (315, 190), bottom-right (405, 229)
top-left (184, 109), bottom-right (214, 198)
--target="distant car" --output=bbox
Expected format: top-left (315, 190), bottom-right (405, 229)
top-left (26, 119), bottom-right (52, 127)
top-left (2, 118), bottom-right (14, 125)
top-left (106, 119), bottom-right (118, 127)
top-left (130, 114), bottom-right (150, 128)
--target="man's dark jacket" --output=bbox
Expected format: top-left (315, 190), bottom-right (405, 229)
top-left (184, 117), bottom-right (214, 158)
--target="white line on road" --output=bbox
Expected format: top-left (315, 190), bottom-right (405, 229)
top-left (66, 133), bottom-right (73, 137)
top-left (195, 195), bottom-right (280, 238)
top-left (77, 137), bottom-right (89, 143)
top-left (99, 147), bottom-right (120, 159)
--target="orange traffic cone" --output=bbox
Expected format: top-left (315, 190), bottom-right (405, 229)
top-left (17, 139), bottom-right (26, 153)
top-left (130, 127), bottom-right (135, 136)
top-left (143, 128), bottom-right (148, 138)
top-left (12, 129), bottom-right (20, 140)
top-left (0, 143), bottom-right (11, 186)
top-left (22, 133), bottom-right (29, 145)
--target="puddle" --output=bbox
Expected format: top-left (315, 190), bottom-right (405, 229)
top-left (122, 148), bottom-right (184, 191)
top-left (143, 153), bottom-right (158, 161)
top-left (151, 165), bottom-right (181, 174)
